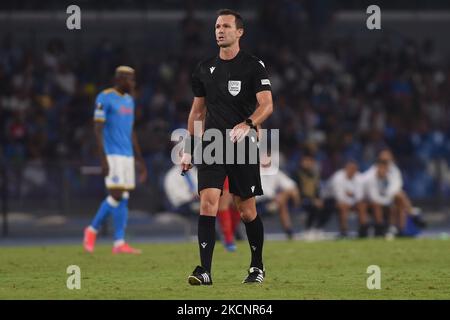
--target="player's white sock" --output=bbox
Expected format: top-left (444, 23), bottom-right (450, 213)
top-left (114, 239), bottom-right (125, 247)
top-left (106, 195), bottom-right (120, 207)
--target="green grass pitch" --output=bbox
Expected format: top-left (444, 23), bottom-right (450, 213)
top-left (0, 239), bottom-right (449, 299)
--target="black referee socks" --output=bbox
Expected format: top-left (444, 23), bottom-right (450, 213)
top-left (244, 214), bottom-right (264, 270)
top-left (198, 215), bottom-right (216, 273)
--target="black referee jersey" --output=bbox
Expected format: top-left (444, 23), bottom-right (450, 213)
top-left (191, 50), bottom-right (272, 132)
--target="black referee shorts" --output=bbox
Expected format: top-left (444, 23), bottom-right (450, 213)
top-left (197, 134), bottom-right (263, 199)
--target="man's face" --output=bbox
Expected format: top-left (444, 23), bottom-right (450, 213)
top-left (301, 157), bottom-right (314, 170)
top-left (377, 164), bottom-right (388, 179)
top-left (116, 72), bottom-right (135, 93)
top-left (345, 162), bottom-right (358, 178)
top-left (378, 150), bottom-right (393, 163)
top-left (215, 15), bottom-right (243, 48)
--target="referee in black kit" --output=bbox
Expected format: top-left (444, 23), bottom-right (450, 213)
top-left (180, 9), bottom-right (273, 285)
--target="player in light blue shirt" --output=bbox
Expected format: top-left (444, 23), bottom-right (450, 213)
top-left (83, 66), bottom-right (147, 254)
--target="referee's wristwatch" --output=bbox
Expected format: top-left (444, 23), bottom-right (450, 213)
top-left (245, 118), bottom-right (256, 129)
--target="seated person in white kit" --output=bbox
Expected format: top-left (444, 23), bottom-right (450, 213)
top-left (364, 149), bottom-right (424, 236)
top-left (164, 164), bottom-right (199, 216)
top-left (361, 159), bottom-right (395, 237)
top-left (330, 159), bottom-right (366, 238)
top-left (257, 153), bottom-right (300, 239)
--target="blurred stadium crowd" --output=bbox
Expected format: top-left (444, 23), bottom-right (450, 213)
top-left (1, 0), bottom-right (449, 11)
top-left (1, 3), bottom-right (450, 226)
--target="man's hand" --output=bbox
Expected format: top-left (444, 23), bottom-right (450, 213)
top-left (229, 122), bottom-right (251, 143)
top-left (180, 152), bottom-right (193, 174)
top-left (291, 189), bottom-right (301, 207)
top-left (136, 158), bottom-right (148, 183)
top-left (346, 191), bottom-right (355, 198)
top-left (101, 156), bottom-right (109, 177)
top-left (314, 198), bottom-right (324, 209)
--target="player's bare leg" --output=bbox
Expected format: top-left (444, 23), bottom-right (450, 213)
top-left (396, 190), bottom-right (426, 229)
top-left (200, 188), bottom-right (221, 216)
top-left (356, 201), bottom-right (369, 238)
top-left (395, 190), bottom-right (413, 213)
top-left (188, 188), bottom-right (221, 285)
top-left (217, 189), bottom-right (236, 251)
top-left (230, 203), bottom-right (242, 239)
top-left (275, 191), bottom-right (294, 239)
top-left (371, 203), bottom-right (386, 237)
top-left (234, 196), bottom-right (265, 283)
top-left (394, 192), bottom-right (408, 232)
top-left (386, 205), bottom-right (399, 239)
top-left (337, 203), bottom-right (350, 238)
top-left (109, 189), bottom-right (124, 203)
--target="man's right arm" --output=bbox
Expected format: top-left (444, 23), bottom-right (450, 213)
top-left (93, 92), bottom-right (109, 176)
top-left (94, 121), bottom-right (109, 176)
top-left (181, 97), bottom-right (206, 172)
top-left (333, 173), bottom-right (348, 204)
top-left (187, 97), bottom-right (206, 136)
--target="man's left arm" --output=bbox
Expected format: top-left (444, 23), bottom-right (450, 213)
top-left (133, 130), bottom-right (147, 183)
top-left (230, 59), bottom-right (273, 143)
top-left (387, 165), bottom-right (403, 198)
top-left (230, 91), bottom-right (273, 143)
top-left (249, 91), bottom-right (273, 126)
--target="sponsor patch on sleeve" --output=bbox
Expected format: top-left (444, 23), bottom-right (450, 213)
top-left (261, 79), bottom-right (271, 86)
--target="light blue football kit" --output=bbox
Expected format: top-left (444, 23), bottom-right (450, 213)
top-left (91, 88), bottom-right (135, 243)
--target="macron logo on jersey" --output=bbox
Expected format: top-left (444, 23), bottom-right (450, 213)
top-left (210, 67), bottom-right (215, 74)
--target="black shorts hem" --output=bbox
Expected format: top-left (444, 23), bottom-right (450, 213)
top-left (197, 184), bottom-right (224, 195)
top-left (230, 191), bottom-right (263, 200)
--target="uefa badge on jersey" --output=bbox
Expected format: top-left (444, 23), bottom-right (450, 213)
top-left (228, 80), bottom-right (241, 96)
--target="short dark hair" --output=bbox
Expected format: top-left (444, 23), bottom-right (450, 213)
top-left (302, 151), bottom-right (315, 159)
top-left (216, 9), bottom-right (244, 29)
top-left (343, 157), bottom-right (358, 167)
top-left (377, 147), bottom-right (392, 156)
top-left (377, 159), bottom-right (389, 166)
